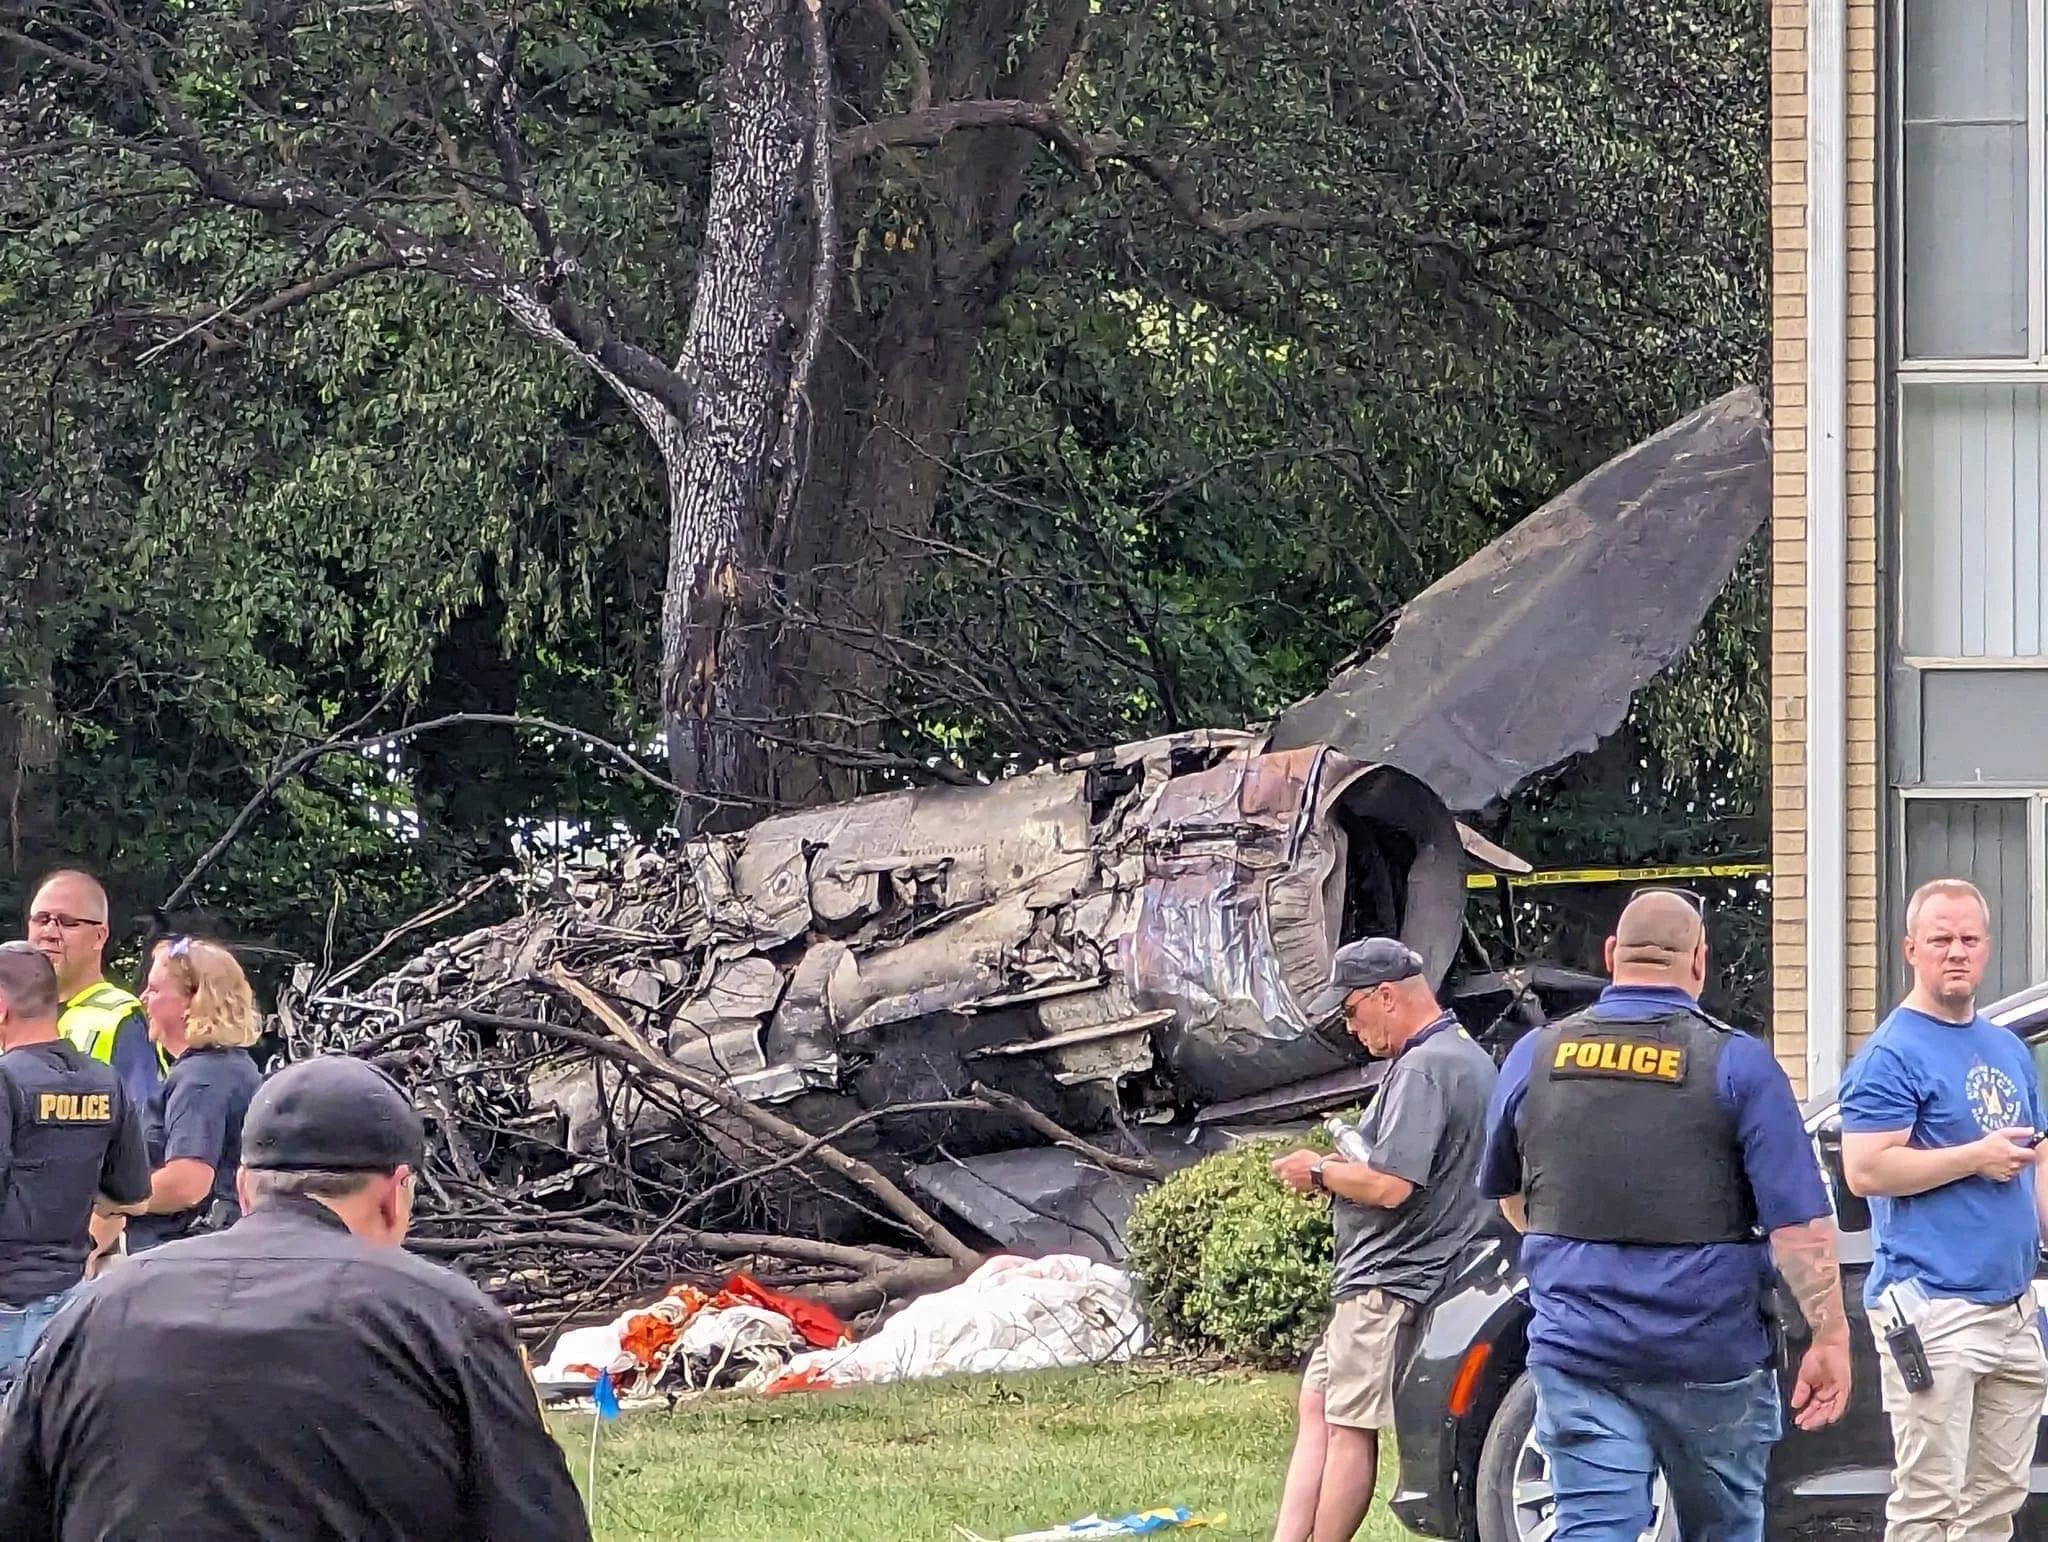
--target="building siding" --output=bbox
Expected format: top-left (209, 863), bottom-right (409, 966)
top-left (1771, 0), bottom-right (1884, 1094)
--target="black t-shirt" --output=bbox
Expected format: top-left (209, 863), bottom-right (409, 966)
top-left (0, 1042), bottom-right (151, 1306)
top-left (128, 1047), bottom-right (262, 1252)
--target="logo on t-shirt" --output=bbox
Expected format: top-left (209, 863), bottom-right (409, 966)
top-left (1966, 1060), bottom-right (2027, 1133)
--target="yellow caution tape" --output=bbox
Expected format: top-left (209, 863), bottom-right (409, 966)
top-left (1466, 862), bottom-right (1770, 891)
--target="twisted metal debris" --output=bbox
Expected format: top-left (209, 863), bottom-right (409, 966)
top-left (273, 390), bottom-right (1775, 1336)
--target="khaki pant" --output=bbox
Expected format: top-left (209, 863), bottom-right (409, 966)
top-left (1303, 1289), bottom-right (1410, 1430)
top-left (1879, 1295), bottom-right (2048, 1542)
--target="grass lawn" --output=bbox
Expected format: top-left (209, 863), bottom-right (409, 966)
top-left (550, 1365), bottom-right (1411, 1542)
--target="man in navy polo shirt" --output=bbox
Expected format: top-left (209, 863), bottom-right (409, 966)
top-left (1841, 877), bottom-right (2048, 1542)
top-left (1480, 889), bottom-right (1850, 1542)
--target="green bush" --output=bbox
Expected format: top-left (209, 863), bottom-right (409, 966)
top-left (1126, 1134), bottom-right (1335, 1367)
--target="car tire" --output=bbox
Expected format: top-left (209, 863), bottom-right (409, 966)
top-left (1475, 1372), bottom-right (1677, 1542)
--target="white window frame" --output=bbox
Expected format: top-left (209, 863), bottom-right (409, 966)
top-left (1894, 0), bottom-right (2047, 375)
top-left (1892, 0), bottom-right (2048, 666)
top-left (1893, 787), bottom-right (2048, 983)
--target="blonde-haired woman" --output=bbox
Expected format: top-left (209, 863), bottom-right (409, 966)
top-left (125, 937), bottom-right (264, 1252)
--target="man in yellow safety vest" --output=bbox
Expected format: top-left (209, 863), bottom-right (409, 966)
top-left (25, 871), bottom-right (166, 1109)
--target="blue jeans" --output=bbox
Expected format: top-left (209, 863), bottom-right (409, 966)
top-left (1530, 1363), bottom-right (1782, 1542)
top-left (0, 1285), bottom-right (78, 1395)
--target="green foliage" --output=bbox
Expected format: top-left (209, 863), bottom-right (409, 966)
top-left (1127, 1136), bottom-right (1336, 1366)
top-left (0, 0), bottom-right (1772, 1007)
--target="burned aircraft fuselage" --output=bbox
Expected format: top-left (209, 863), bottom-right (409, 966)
top-left (295, 731), bottom-right (1511, 1189)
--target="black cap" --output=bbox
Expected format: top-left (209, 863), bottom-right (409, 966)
top-left (243, 1057), bottom-right (426, 1173)
top-left (1305, 937), bottom-right (1428, 1021)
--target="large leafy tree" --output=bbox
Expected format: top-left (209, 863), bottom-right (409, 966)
top-left (3, 0), bottom-right (1763, 789)
top-left (0, 0), bottom-right (1769, 997)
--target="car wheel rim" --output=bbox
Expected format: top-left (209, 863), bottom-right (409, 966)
top-left (1513, 1421), bottom-right (1672, 1542)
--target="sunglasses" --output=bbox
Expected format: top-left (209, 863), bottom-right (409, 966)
top-left (162, 936), bottom-right (194, 959)
top-left (1629, 886), bottom-right (1710, 923)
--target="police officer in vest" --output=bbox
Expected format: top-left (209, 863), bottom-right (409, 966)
top-left (26, 869), bottom-right (166, 1107)
top-left (0, 942), bottom-right (149, 1393)
top-left (1478, 889), bottom-right (1852, 1542)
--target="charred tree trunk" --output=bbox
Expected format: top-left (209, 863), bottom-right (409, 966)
top-left (658, 0), bottom-right (820, 825)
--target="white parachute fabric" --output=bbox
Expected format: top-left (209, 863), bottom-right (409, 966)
top-left (778, 1254), bottom-right (1146, 1390)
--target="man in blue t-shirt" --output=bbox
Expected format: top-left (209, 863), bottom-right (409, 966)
top-left (1841, 877), bottom-right (2048, 1542)
top-left (1480, 890), bottom-right (1849, 1542)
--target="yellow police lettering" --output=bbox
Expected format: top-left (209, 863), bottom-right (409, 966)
top-left (35, 1091), bottom-right (111, 1122)
top-left (1551, 1038), bottom-right (1687, 1084)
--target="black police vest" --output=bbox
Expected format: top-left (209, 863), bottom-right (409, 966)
top-left (1517, 1007), bottom-right (1758, 1246)
top-left (0, 1044), bottom-right (128, 1303)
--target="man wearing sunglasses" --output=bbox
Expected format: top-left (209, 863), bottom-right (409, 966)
top-left (1478, 888), bottom-right (1850, 1542)
top-left (24, 871), bottom-right (165, 1108)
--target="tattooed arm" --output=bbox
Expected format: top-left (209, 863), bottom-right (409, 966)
top-left (1770, 1217), bottom-right (1849, 1344)
top-left (1770, 1216), bottom-right (1852, 1430)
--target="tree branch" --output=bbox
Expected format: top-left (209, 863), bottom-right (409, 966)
top-left (116, 255), bottom-right (408, 362)
top-left (965, 1082), bottom-right (1158, 1179)
top-left (159, 712), bottom-right (698, 918)
top-left (833, 98), bottom-right (1096, 171)
top-left (835, 100), bottom-right (1376, 242)
top-left (1095, 140), bottom-right (1378, 238)
top-left (22, 3), bottom-right (693, 426)
top-left (861, 0), bottom-right (932, 113)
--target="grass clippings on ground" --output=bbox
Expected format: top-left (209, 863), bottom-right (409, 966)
top-left (551, 1364), bottom-right (1410, 1542)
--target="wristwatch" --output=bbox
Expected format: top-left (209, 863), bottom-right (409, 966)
top-left (1310, 1159), bottom-right (1329, 1194)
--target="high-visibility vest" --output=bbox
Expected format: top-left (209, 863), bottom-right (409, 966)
top-left (60, 982), bottom-right (169, 1077)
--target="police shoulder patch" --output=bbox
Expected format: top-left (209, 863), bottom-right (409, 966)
top-left (1548, 1037), bottom-right (1687, 1084)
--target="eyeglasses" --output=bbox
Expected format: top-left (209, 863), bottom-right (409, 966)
top-left (163, 936), bottom-right (193, 958)
top-left (27, 912), bottom-right (103, 932)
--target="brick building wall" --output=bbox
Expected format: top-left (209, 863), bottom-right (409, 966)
top-left (1769, 0), bottom-right (1884, 1095)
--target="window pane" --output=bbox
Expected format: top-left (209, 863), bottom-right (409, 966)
top-left (1905, 0), bottom-right (2025, 119)
top-left (1901, 383), bottom-right (2048, 657)
top-left (1903, 124), bottom-right (2029, 358)
top-left (1903, 798), bottom-right (2032, 1002)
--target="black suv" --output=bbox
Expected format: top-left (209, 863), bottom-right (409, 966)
top-left (1389, 980), bottom-right (2048, 1542)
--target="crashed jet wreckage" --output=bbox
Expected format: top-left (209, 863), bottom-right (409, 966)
top-left (287, 387), bottom-right (1769, 1282)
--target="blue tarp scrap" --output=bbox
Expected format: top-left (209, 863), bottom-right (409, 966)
top-left (954, 1505), bottom-right (1226, 1541)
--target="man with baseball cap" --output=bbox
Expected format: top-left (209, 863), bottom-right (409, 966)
top-left (0, 1055), bottom-right (590, 1541)
top-left (1268, 937), bottom-right (1498, 1542)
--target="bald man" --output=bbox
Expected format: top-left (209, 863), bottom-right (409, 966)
top-left (25, 871), bottom-right (163, 1108)
top-left (1478, 890), bottom-right (1849, 1542)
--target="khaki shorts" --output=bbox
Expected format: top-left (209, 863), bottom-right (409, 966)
top-left (1303, 1288), bottom-right (1411, 1430)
